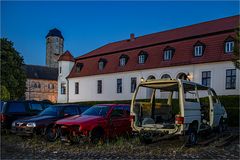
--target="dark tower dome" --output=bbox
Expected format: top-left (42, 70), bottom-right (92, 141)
top-left (46, 28), bottom-right (64, 39)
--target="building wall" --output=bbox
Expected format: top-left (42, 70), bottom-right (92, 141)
top-left (25, 79), bottom-right (58, 102)
top-left (57, 61), bottom-right (239, 103)
top-left (57, 60), bottom-right (74, 103)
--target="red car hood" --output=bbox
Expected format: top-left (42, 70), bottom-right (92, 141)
top-left (56, 115), bottom-right (105, 125)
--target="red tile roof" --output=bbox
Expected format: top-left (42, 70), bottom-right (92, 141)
top-left (58, 51), bottom-right (75, 62)
top-left (68, 15), bottom-right (239, 78)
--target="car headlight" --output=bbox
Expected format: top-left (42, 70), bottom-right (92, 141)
top-left (12, 122), bottom-right (16, 127)
top-left (26, 122), bottom-right (36, 127)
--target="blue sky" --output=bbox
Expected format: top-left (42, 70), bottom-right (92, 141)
top-left (1, 1), bottom-right (239, 65)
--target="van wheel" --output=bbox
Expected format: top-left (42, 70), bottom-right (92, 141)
top-left (139, 133), bottom-right (153, 144)
top-left (45, 126), bottom-right (59, 142)
top-left (187, 129), bottom-right (197, 145)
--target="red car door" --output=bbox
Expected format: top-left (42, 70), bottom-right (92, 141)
top-left (109, 106), bottom-right (126, 137)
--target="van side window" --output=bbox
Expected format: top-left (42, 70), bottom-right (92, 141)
top-left (183, 84), bottom-right (198, 103)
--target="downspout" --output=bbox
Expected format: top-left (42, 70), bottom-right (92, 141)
top-left (66, 78), bottom-right (69, 103)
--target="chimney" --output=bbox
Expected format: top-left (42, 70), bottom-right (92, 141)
top-left (130, 33), bottom-right (135, 41)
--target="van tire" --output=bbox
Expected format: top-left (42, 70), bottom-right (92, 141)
top-left (139, 133), bottom-right (153, 144)
top-left (187, 129), bottom-right (197, 145)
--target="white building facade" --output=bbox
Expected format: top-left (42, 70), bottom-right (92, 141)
top-left (57, 15), bottom-right (239, 103)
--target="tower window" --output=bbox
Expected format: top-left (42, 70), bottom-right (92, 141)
top-left (138, 51), bottom-right (148, 64)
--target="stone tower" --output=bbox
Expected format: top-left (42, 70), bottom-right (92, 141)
top-left (46, 28), bottom-right (64, 68)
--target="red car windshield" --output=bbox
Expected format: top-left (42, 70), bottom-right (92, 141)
top-left (82, 105), bottom-right (110, 117)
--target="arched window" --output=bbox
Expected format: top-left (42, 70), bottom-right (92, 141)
top-left (194, 41), bottom-right (205, 57)
top-left (98, 58), bottom-right (107, 70)
top-left (119, 54), bottom-right (129, 67)
top-left (161, 74), bottom-right (171, 79)
top-left (37, 82), bottom-right (41, 88)
top-left (138, 51), bottom-right (148, 64)
top-left (163, 46), bottom-right (175, 61)
top-left (224, 36), bottom-right (234, 53)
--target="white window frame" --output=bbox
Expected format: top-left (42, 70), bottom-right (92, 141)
top-left (164, 50), bottom-right (172, 60)
top-left (194, 45), bottom-right (203, 57)
top-left (225, 41), bottom-right (234, 53)
top-left (119, 57), bottom-right (126, 66)
top-left (99, 61), bottom-right (104, 70)
top-left (138, 54), bottom-right (145, 64)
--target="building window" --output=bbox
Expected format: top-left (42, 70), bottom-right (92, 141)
top-left (226, 69), bottom-right (236, 89)
top-left (97, 80), bottom-right (102, 94)
top-left (161, 74), bottom-right (171, 79)
top-left (163, 46), bottom-right (175, 61)
top-left (48, 83), bottom-right (54, 89)
top-left (202, 71), bottom-right (211, 87)
top-left (138, 51), bottom-right (148, 64)
top-left (194, 46), bottom-right (203, 57)
top-left (163, 50), bottom-right (173, 60)
top-left (117, 79), bottom-right (122, 93)
top-left (120, 58), bottom-right (126, 66)
top-left (193, 41), bottom-right (205, 57)
top-left (98, 58), bottom-right (107, 70)
top-left (225, 41), bottom-right (234, 53)
top-left (131, 77), bottom-right (137, 93)
top-left (75, 82), bottom-right (79, 94)
top-left (61, 83), bottom-right (66, 94)
top-left (76, 63), bottom-right (83, 72)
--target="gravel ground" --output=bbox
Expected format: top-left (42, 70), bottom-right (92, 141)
top-left (1, 129), bottom-right (239, 159)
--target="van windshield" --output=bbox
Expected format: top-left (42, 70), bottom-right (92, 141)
top-left (82, 105), bottom-right (110, 117)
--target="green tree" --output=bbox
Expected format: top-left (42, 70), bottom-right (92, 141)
top-left (233, 28), bottom-right (240, 69)
top-left (0, 38), bottom-right (26, 100)
top-left (0, 85), bottom-right (10, 100)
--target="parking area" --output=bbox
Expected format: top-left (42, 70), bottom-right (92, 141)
top-left (1, 128), bottom-right (239, 159)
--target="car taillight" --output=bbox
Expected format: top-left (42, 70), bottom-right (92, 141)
top-left (175, 114), bottom-right (184, 125)
top-left (0, 114), bottom-right (6, 123)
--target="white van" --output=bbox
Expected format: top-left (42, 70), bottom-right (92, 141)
top-left (130, 79), bottom-right (227, 144)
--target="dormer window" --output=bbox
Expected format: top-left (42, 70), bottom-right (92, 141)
top-left (163, 46), bottom-right (175, 61)
top-left (119, 54), bottom-right (129, 67)
top-left (138, 51), bottom-right (148, 64)
top-left (194, 41), bottom-right (205, 57)
top-left (225, 36), bottom-right (234, 53)
top-left (76, 63), bottom-right (83, 72)
top-left (98, 58), bottom-right (107, 70)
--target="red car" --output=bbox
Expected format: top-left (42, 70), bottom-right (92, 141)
top-left (55, 104), bottom-right (131, 143)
